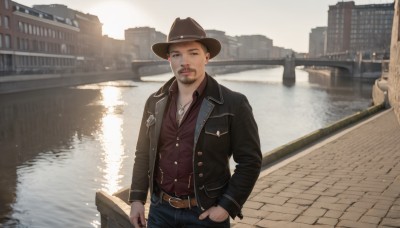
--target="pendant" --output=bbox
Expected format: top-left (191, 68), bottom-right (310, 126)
top-left (178, 108), bottom-right (184, 116)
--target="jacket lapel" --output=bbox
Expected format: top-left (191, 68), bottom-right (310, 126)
top-left (154, 96), bottom-right (168, 154)
top-left (194, 75), bottom-right (224, 145)
top-left (194, 99), bottom-right (214, 145)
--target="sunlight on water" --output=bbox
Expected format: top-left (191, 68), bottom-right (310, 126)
top-left (99, 87), bottom-right (125, 194)
top-left (91, 218), bottom-right (101, 228)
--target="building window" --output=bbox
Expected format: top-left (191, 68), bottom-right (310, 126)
top-left (18, 21), bottom-right (23, 32)
top-left (5, 0), bottom-right (9, 9)
top-left (24, 39), bottom-right (28, 50)
top-left (0, 34), bottom-right (2, 48)
top-left (5, 35), bottom-right (10, 48)
top-left (4, 16), bottom-right (9, 29)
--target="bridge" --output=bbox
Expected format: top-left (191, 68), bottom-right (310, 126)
top-left (131, 57), bottom-right (382, 80)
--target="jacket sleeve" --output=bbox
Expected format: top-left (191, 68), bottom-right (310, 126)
top-left (128, 97), bottom-right (152, 203)
top-left (218, 95), bottom-right (262, 219)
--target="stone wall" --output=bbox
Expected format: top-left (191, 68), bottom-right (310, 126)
top-left (0, 70), bottom-right (134, 94)
top-left (389, 0), bottom-right (400, 122)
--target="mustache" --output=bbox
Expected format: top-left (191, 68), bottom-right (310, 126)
top-left (178, 68), bottom-right (196, 74)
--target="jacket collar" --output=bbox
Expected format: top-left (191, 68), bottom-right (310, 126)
top-left (153, 73), bottom-right (224, 105)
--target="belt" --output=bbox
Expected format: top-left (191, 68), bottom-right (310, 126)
top-left (160, 191), bottom-right (197, 209)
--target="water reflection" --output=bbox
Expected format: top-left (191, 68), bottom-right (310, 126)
top-left (0, 88), bottom-right (102, 226)
top-left (98, 87), bottom-right (125, 194)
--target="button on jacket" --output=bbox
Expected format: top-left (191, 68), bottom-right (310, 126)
top-left (129, 74), bottom-right (262, 219)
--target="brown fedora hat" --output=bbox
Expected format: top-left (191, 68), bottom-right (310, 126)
top-left (152, 17), bottom-right (221, 60)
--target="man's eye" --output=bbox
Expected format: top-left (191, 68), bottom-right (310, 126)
top-left (172, 54), bottom-right (180, 57)
top-left (190, 52), bottom-right (199, 55)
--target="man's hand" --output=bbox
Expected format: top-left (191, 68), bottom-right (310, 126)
top-left (129, 201), bottom-right (146, 227)
top-left (199, 205), bottom-right (229, 222)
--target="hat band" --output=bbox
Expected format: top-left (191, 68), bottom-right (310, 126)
top-left (169, 35), bottom-right (206, 42)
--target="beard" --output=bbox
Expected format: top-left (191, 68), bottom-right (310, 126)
top-left (177, 76), bottom-right (197, 85)
top-left (176, 68), bottom-right (197, 85)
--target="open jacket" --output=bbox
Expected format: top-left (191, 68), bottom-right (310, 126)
top-left (129, 74), bottom-right (262, 219)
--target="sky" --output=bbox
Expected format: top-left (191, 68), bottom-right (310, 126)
top-left (15, 0), bottom-right (394, 53)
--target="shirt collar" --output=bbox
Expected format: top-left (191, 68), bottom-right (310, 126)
top-left (168, 75), bottom-right (208, 98)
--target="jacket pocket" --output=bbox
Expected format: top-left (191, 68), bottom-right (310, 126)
top-left (204, 115), bottom-right (230, 137)
top-left (203, 176), bottom-right (229, 198)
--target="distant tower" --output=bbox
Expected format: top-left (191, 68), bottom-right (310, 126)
top-left (309, 27), bottom-right (327, 58)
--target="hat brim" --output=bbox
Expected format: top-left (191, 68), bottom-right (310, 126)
top-left (152, 37), bottom-right (221, 60)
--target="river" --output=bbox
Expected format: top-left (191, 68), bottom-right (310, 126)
top-left (0, 67), bottom-right (374, 227)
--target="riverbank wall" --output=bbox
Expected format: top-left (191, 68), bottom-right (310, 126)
top-left (0, 70), bottom-right (135, 94)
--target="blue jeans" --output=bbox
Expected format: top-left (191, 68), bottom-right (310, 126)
top-left (147, 193), bottom-right (230, 227)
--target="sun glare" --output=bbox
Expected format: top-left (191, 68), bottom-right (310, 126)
top-left (99, 86), bottom-right (125, 194)
top-left (88, 1), bottom-right (149, 40)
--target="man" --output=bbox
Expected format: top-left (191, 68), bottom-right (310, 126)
top-left (129, 17), bottom-right (262, 227)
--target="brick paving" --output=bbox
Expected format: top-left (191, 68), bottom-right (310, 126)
top-left (232, 109), bottom-right (400, 227)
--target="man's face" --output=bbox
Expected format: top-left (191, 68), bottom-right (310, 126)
top-left (167, 41), bottom-right (210, 85)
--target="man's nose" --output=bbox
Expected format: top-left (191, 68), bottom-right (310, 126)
top-left (180, 54), bottom-right (190, 66)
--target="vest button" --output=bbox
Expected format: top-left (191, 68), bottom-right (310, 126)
top-left (197, 151), bottom-right (203, 156)
top-left (197, 162), bottom-right (203, 167)
top-left (199, 173), bottom-right (203, 177)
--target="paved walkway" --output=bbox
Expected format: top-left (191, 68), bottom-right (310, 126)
top-left (232, 109), bottom-right (400, 227)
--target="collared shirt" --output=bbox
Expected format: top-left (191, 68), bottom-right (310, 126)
top-left (155, 76), bottom-right (207, 197)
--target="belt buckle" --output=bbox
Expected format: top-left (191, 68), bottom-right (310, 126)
top-left (168, 196), bottom-right (183, 209)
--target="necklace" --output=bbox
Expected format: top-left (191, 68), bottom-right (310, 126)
top-left (176, 99), bottom-right (192, 125)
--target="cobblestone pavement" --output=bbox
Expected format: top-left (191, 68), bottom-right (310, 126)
top-left (232, 109), bottom-right (400, 228)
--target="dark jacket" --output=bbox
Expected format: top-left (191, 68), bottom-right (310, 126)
top-left (129, 74), bottom-right (262, 219)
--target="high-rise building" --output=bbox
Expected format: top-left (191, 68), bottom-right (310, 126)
top-left (327, 1), bottom-right (394, 59)
top-left (124, 27), bottom-right (165, 60)
top-left (309, 27), bottom-right (327, 58)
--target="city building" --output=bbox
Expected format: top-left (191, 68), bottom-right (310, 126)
top-left (327, 1), bottom-right (394, 59)
top-left (271, 46), bottom-right (294, 59)
top-left (124, 27), bottom-right (165, 60)
top-left (0, 1), bottom-right (79, 75)
top-left (236, 35), bottom-right (273, 59)
top-left (101, 35), bottom-right (129, 70)
top-left (0, 0), bottom-right (293, 76)
top-left (309, 26), bottom-right (327, 58)
top-left (0, 0), bottom-right (14, 73)
top-left (33, 4), bottom-right (103, 71)
top-left (206, 29), bottom-right (237, 60)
